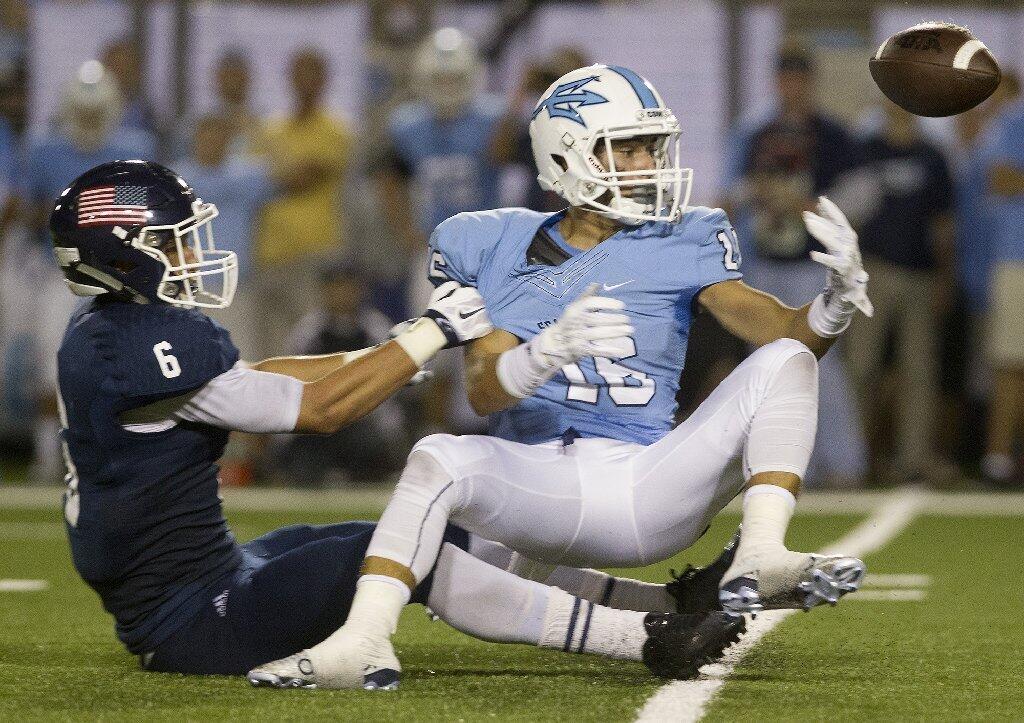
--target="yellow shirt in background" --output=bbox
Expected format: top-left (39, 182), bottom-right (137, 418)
top-left (255, 109), bottom-right (352, 266)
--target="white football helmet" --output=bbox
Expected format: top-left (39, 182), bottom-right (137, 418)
top-left (529, 65), bottom-right (691, 225)
top-left (413, 27), bottom-right (482, 118)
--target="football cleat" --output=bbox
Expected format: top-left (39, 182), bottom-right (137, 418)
top-left (247, 631), bottom-right (401, 691)
top-left (666, 528), bottom-right (741, 614)
top-left (641, 611), bottom-right (746, 679)
top-left (718, 550), bottom-right (866, 615)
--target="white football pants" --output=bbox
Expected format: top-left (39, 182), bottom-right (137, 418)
top-left (367, 338), bottom-right (818, 579)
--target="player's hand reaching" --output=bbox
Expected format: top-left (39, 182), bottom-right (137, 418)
top-left (804, 196), bottom-right (874, 317)
top-left (423, 280), bottom-right (494, 348)
top-left (531, 284), bottom-right (635, 367)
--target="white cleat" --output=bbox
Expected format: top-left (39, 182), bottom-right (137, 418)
top-left (247, 629), bottom-right (401, 691)
top-left (719, 549), bottom-right (866, 615)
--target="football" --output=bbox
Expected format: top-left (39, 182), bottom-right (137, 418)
top-left (869, 22), bottom-right (1001, 117)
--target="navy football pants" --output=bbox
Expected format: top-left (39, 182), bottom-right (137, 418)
top-left (144, 521), bottom-right (467, 675)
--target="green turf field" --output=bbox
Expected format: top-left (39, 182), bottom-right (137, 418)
top-left (1, 489), bottom-right (1021, 721)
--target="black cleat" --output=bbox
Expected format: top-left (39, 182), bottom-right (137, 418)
top-left (641, 611), bottom-right (746, 680)
top-left (666, 528), bottom-right (741, 614)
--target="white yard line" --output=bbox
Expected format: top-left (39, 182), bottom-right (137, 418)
top-left (852, 589), bottom-right (927, 602)
top-left (864, 574), bottom-right (931, 588)
top-left (0, 579), bottom-right (48, 591)
top-left (635, 488), bottom-right (924, 723)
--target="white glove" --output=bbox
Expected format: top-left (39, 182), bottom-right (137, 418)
top-left (530, 284), bottom-right (634, 367)
top-left (392, 281), bottom-right (492, 368)
top-left (422, 280), bottom-right (493, 347)
top-left (803, 196), bottom-right (874, 317)
top-left (495, 284), bottom-right (634, 399)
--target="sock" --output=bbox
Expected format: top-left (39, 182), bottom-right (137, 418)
top-left (427, 542), bottom-right (549, 644)
top-left (310, 575), bottom-right (410, 657)
top-left (505, 551), bottom-right (556, 581)
top-left (538, 588), bottom-right (647, 661)
top-left (735, 484), bottom-right (796, 563)
top-left (545, 567), bottom-right (675, 612)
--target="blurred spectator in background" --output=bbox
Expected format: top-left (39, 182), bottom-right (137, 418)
top-left (490, 45), bottom-right (590, 213)
top-left (0, 61), bottom-right (154, 482)
top-left (374, 28), bottom-right (500, 278)
top-left (252, 47), bottom-right (353, 358)
top-left (981, 86), bottom-right (1024, 487)
top-left (0, 0), bottom-right (28, 95)
top-left (174, 114), bottom-right (276, 360)
top-left (27, 61), bottom-right (156, 218)
top-left (364, 0), bottom-right (433, 139)
top-left (101, 38), bottom-right (157, 136)
top-left (948, 72), bottom-right (1020, 467)
top-left (844, 100), bottom-right (956, 484)
top-left (274, 263), bottom-right (409, 484)
top-left (174, 113), bottom-right (277, 487)
top-left (373, 27), bottom-right (500, 433)
top-left (210, 49), bottom-right (261, 156)
top-left (728, 48), bottom-right (867, 487)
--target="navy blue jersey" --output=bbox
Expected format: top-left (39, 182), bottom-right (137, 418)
top-left (58, 298), bottom-right (241, 654)
top-left (428, 207), bottom-right (742, 445)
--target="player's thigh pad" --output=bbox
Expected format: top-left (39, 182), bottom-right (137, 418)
top-left (631, 338), bottom-right (816, 562)
top-left (413, 434), bottom-right (585, 559)
top-left (415, 434), bottom-right (657, 568)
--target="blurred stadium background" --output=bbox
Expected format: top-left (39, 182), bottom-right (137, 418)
top-left (1, 0), bottom-right (1024, 492)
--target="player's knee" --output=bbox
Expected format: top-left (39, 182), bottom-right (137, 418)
top-left (393, 446), bottom-right (460, 506)
top-left (757, 339), bottom-right (817, 381)
top-left (745, 339), bottom-right (818, 405)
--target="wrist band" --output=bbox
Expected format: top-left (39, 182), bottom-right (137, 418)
top-left (393, 318), bottom-right (447, 368)
top-left (807, 293), bottom-right (854, 338)
top-left (496, 340), bottom-right (561, 399)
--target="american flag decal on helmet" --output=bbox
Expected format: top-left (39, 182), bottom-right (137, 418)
top-left (76, 185), bottom-right (150, 227)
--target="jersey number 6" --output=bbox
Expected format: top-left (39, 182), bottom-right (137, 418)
top-left (153, 341), bottom-right (182, 379)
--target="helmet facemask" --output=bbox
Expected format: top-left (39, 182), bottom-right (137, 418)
top-left (136, 200), bottom-right (238, 309)
top-left (560, 110), bottom-right (690, 225)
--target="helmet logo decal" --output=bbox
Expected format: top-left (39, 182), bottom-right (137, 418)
top-left (77, 185), bottom-right (150, 227)
top-left (532, 75), bottom-right (608, 127)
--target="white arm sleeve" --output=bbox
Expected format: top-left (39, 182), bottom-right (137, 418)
top-left (175, 363), bottom-right (305, 433)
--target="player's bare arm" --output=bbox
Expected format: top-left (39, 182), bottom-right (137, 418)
top-left (262, 281), bottom-right (493, 433)
top-left (697, 280), bottom-right (832, 357)
top-left (702, 196), bottom-right (873, 358)
top-left (464, 329), bottom-right (521, 415)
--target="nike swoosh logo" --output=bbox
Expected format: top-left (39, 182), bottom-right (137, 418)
top-left (459, 307), bottom-right (486, 319)
top-left (602, 280), bottom-right (635, 291)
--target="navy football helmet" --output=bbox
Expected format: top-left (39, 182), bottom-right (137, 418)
top-left (50, 160), bottom-right (237, 308)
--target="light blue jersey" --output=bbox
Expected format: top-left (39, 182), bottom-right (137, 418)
top-left (429, 206), bottom-right (742, 446)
